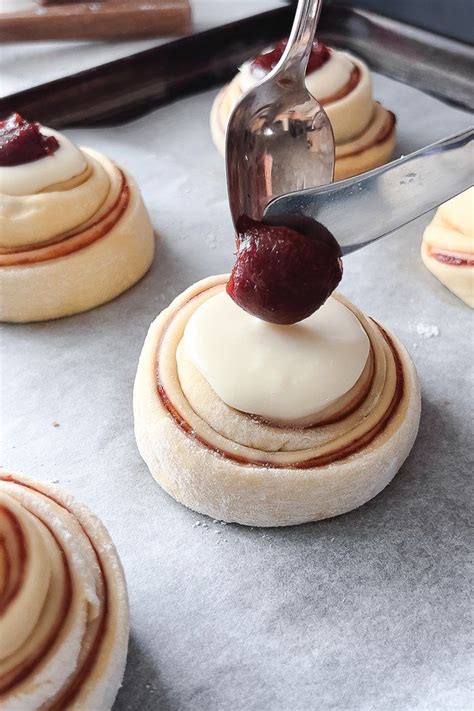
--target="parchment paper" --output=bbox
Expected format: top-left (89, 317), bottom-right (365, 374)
top-left (1, 71), bottom-right (473, 711)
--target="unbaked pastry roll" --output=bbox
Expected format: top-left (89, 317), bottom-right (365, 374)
top-left (421, 187), bottom-right (474, 307)
top-left (0, 471), bottom-right (129, 710)
top-left (210, 41), bottom-right (396, 180)
top-left (0, 113), bottom-right (155, 322)
top-left (134, 275), bottom-right (420, 527)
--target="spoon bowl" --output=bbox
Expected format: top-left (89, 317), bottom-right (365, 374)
top-left (226, 0), bottom-right (334, 227)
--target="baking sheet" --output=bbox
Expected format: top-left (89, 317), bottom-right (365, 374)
top-left (1, 70), bottom-right (473, 711)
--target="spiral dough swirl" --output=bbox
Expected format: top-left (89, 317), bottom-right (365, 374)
top-left (0, 472), bottom-right (129, 711)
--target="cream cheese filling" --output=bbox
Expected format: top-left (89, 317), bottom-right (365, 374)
top-left (181, 291), bottom-right (370, 423)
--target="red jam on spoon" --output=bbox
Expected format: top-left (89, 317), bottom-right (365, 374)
top-left (0, 113), bottom-right (59, 167)
top-left (252, 39), bottom-right (331, 75)
top-left (227, 215), bottom-right (343, 325)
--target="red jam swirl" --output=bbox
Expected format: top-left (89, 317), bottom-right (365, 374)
top-left (252, 39), bottom-right (331, 75)
top-left (432, 252), bottom-right (474, 267)
top-left (0, 113), bottom-right (59, 167)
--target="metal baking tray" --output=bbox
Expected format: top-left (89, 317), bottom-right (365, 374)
top-left (0, 4), bottom-right (473, 127)
top-left (2, 8), bottom-right (473, 711)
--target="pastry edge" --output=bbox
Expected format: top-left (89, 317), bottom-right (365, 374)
top-left (421, 240), bottom-right (474, 308)
top-left (0, 175), bottom-right (155, 323)
top-left (133, 278), bottom-right (421, 527)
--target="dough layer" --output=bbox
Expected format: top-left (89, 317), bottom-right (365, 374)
top-left (0, 472), bottom-right (129, 711)
top-left (134, 275), bottom-right (421, 527)
top-left (210, 51), bottom-right (396, 180)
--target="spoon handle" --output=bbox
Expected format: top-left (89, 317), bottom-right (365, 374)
top-left (264, 128), bottom-right (473, 253)
top-left (277, 0), bottom-right (323, 80)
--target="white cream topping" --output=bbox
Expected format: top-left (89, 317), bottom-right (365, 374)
top-left (239, 61), bottom-right (266, 93)
top-left (0, 127), bottom-right (86, 197)
top-left (239, 48), bottom-right (354, 100)
top-left (182, 292), bottom-right (370, 423)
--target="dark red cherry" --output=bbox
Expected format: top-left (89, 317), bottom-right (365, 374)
top-left (252, 39), bottom-right (331, 75)
top-left (0, 113), bottom-right (59, 167)
top-left (227, 215), bottom-right (343, 325)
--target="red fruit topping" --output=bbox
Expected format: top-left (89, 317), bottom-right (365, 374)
top-left (252, 39), bottom-right (331, 75)
top-left (227, 215), bottom-right (342, 325)
top-left (0, 113), bottom-right (59, 167)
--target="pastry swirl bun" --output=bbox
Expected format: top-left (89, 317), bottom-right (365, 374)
top-left (421, 187), bottom-right (474, 307)
top-left (0, 128), bottom-right (155, 322)
top-left (134, 276), bottom-right (420, 527)
top-left (210, 45), bottom-right (396, 180)
top-left (0, 472), bottom-right (129, 711)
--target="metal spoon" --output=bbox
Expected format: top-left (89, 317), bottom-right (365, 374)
top-left (264, 128), bottom-right (473, 253)
top-left (226, 0), bottom-right (334, 228)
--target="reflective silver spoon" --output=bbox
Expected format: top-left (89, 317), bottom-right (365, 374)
top-left (225, 0), bottom-right (334, 228)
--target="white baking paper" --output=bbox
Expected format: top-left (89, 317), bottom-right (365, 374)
top-left (1, 71), bottom-right (473, 710)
